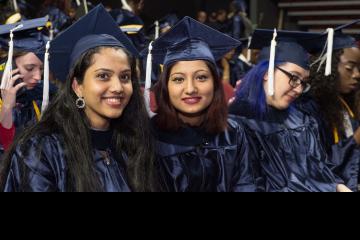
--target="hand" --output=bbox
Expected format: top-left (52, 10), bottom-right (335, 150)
top-left (235, 80), bottom-right (242, 91)
top-left (336, 184), bottom-right (352, 192)
top-left (1, 69), bottom-right (27, 110)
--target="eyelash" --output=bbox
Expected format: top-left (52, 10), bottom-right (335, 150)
top-left (120, 74), bottom-right (131, 82)
top-left (171, 75), bottom-right (209, 83)
top-left (97, 73), bottom-right (110, 80)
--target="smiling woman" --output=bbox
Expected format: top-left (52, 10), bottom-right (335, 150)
top-left (0, 5), bottom-right (158, 192)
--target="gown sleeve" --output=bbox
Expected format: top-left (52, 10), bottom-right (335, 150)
top-left (4, 135), bottom-right (65, 192)
top-left (0, 124), bottom-right (15, 151)
top-left (230, 120), bottom-right (260, 192)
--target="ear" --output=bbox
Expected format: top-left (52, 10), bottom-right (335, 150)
top-left (264, 72), bottom-right (269, 82)
top-left (72, 78), bottom-right (83, 98)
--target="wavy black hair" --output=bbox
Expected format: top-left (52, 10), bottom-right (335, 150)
top-left (0, 46), bottom-right (158, 192)
top-left (310, 49), bottom-right (359, 135)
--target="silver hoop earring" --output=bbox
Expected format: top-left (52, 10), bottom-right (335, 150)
top-left (76, 97), bottom-right (86, 109)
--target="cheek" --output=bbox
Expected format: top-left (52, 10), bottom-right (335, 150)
top-left (168, 83), bottom-right (183, 101)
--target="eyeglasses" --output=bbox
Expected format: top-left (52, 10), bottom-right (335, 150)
top-left (276, 67), bottom-right (311, 93)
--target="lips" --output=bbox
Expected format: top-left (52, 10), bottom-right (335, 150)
top-left (182, 97), bottom-right (202, 105)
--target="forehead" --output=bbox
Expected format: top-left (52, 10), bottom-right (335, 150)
top-left (342, 47), bottom-right (360, 62)
top-left (16, 52), bottom-right (42, 65)
top-left (171, 60), bottom-right (210, 73)
top-left (91, 48), bottom-right (130, 68)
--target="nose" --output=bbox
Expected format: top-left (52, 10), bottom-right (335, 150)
top-left (33, 69), bottom-right (42, 81)
top-left (185, 79), bottom-right (198, 95)
top-left (109, 76), bottom-right (124, 93)
top-left (352, 67), bottom-right (360, 81)
top-left (293, 84), bottom-right (303, 95)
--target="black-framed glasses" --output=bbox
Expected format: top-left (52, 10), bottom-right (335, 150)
top-left (276, 67), bottom-right (311, 93)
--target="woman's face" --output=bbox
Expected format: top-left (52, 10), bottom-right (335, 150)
top-left (264, 62), bottom-right (310, 110)
top-left (73, 48), bottom-right (133, 130)
top-left (338, 47), bottom-right (360, 94)
top-left (15, 52), bottom-right (43, 90)
top-left (168, 60), bottom-right (214, 125)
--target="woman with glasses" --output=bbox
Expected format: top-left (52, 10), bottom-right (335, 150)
top-left (229, 29), bottom-right (352, 192)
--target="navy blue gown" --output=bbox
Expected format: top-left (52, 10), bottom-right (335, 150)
top-left (229, 99), bottom-right (358, 192)
top-left (296, 96), bottom-right (360, 191)
top-left (151, 116), bottom-right (259, 192)
top-left (3, 129), bottom-right (132, 192)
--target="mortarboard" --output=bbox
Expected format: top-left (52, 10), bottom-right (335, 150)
top-left (249, 29), bottom-right (324, 96)
top-left (311, 19), bottom-right (360, 76)
top-left (48, 4), bottom-right (139, 83)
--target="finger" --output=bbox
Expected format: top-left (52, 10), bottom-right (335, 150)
top-left (9, 74), bottom-right (24, 87)
top-left (11, 69), bottom-right (20, 76)
top-left (13, 82), bottom-right (27, 92)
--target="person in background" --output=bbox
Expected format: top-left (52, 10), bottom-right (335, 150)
top-left (196, 10), bottom-right (207, 24)
top-left (0, 17), bottom-right (55, 151)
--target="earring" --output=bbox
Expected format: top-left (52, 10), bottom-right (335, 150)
top-left (76, 97), bottom-right (86, 109)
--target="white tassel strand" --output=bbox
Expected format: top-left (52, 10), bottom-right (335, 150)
top-left (144, 42), bottom-right (156, 117)
top-left (268, 29), bottom-right (277, 96)
top-left (325, 28), bottom-right (334, 76)
top-left (121, 0), bottom-right (133, 12)
top-left (1, 24), bottom-right (23, 90)
top-left (41, 41), bottom-right (51, 114)
top-left (155, 21), bottom-right (160, 40)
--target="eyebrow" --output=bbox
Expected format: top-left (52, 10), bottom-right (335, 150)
top-left (170, 69), bottom-right (209, 77)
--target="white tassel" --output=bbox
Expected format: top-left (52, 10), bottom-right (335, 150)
top-left (41, 41), bottom-right (50, 114)
top-left (76, 0), bottom-right (81, 7)
top-left (155, 21), bottom-right (160, 40)
top-left (144, 42), bottom-right (156, 118)
top-left (121, 0), bottom-right (133, 12)
top-left (12, 0), bottom-right (19, 12)
top-left (246, 36), bottom-right (252, 62)
top-left (1, 24), bottom-right (23, 90)
top-left (83, 0), bottom-right (89, 14)
top-left (325, 28), bottom-right (334, 76)
top-left (268, 29), bottom-right (277, 96)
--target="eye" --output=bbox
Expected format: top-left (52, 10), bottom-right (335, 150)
top-left (120, 73), bottom-right (132, 83)
top-left (345, 65), bottom-right (354, 72)
top-left (172, 77), bottom-right (184, 84)
top-left (25, 67), bottom-right (34, 72)
top-left (97, 73), bottom-right (110, 81)
top-left (196, 75), bottom-right (209, 82)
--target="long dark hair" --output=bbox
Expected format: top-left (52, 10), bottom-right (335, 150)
top-left (154, 60), bottom-right (228, 135)
top-left (0, 46), bottom-right (158, 192)
top-left (310, 49), bottom-right (360, 135)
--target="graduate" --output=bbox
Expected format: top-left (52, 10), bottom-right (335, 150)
top-left (143, 17), bottom-right (259, 192)
top-left (229, 29), bottom-right (355, 192)
top-left (298, 20), bottom-right (360, 189)
top-left (0, 5), bottom-right (158, 192)
top-left (0, 17), bottom-right (55, 154)
top-left (109, 0), bottom-right (148, 51)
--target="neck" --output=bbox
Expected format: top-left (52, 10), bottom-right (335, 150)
top-left (178, 112), bottom-right (205, 127)
top-left (85, 109), bottom-right (110, 131)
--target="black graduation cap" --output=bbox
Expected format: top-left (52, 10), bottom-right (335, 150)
top-left (250, 29), bottom-right (323, 70)
top-left (143, 16), bottom-right (241, 67)
top-left (0, 16), bottom-right (49, 53)
top-left (249, 29), bottom-right (324, 96)
top-left (330, 19), bottom-right (360, 50)
top-left (48, 4), bottom-right (139, 82)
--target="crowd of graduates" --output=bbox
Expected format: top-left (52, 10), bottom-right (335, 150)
top-left (0, 0), bottom-right (360, 192)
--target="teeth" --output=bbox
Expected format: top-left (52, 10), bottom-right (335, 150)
top-left (104, 98), bottom-right (121, 104)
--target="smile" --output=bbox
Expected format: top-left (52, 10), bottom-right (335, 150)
top-left (182, 97), bottom-right (202, 105)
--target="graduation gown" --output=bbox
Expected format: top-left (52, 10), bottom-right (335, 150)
top-left (3, 130), bottom-right (132, 192)
top-left (229, 100), bottom-right (353, 192)
top-left (296, 96), bottom-right (360, 191)
top-left (151, 116), bottom-right (258, 192)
